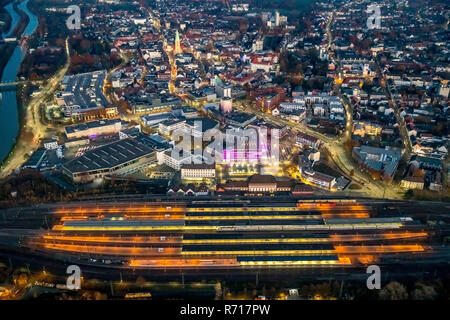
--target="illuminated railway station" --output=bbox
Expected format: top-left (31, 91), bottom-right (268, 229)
top-left (25, 200), bottom-right (432, 270)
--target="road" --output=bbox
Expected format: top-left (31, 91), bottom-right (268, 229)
top-left (105, 50), bottom-right (131, 105)
top-left (374, 56), bottom-right (412, 160)
top-left (0, 38), bottom-right (71, 179)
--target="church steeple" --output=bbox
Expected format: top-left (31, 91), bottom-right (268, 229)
top-left (174, 30), bottom-right (182, 55)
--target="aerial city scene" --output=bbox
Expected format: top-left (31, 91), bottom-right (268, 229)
top-left (0, 0), bottom-right (449, 307)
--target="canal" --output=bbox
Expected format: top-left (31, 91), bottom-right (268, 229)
top-left (0, 0), bottom-right (38, 164)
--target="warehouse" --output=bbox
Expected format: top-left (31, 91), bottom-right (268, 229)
top-left (62, 138), bottom-right (156, 183)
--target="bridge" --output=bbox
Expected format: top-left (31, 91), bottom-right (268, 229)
top-left (0, 80), bottom-right (45, 92)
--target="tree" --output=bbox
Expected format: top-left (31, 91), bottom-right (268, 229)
top-left (378, 282), bottom-right (408, 300)
top-left (404, 189), bottom-right (414, 200)
top-left (80, 39), bottom-right (92, 53)
top-left (411, 283), bottom-right (438, 300)
top-left (412, 167), bottom-right (425, 178)
top-left (135, 276), bottom-right (146, 286)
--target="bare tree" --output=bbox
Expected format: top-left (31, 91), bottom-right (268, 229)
top-left (378, 282), bottom-right (409, 300)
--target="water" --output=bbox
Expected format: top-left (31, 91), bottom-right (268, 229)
top-left (0, 0), bottom-right (38, 164)
top-left (3, 2), bottom-right (20, 37)
top-left (19, 0), bottom-right (38, 35)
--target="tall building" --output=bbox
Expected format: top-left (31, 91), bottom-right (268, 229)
top-left (275, 11), bottom-right (280, 27)
top-left (220, 97), bottom-right (233, 113)
top-left (215, 82), bottom-right (232, 98)
top-left (174, 30), bottom-right (182, 55)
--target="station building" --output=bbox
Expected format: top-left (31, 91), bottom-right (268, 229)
top-left (181, 163), bottom-right (216, 181)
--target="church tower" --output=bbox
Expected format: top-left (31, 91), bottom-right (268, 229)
top-left (174, 30), bottom-right (182, 55)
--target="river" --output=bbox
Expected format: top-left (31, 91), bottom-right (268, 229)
top-left (0, 0), bottom-right (38, 165)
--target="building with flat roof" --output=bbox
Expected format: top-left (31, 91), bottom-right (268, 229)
top-left (301, 167), bottom-right (337, 190)
top-left (158, 119), bottom-right (186, 137)
top-left (65, 119), bottom-right (124, 139)
top-left (172, 106), bottom-right (198, 118)
top-left (134, 133), bottom-right (171, 152)
top-left (57, 71), bottom-right (116, 120)
top-left (43, 139), bottom-right (59, 150)
top-left (62, 138), bottom-right (156, 183)
top-left (181, 118), bottom-right (220, 138)
top-left (298, 149), bottom-right (340, 190)
top-left (132, 95), bottom-right (182, 114)
top-left (157, 148), bottom-right (193, 170)
top-left (141, 112), bottom-right (172, 128)
top-left (215, 82), bottom-right (232, 98)
top-left (22, 148), bottom-right (47, 169)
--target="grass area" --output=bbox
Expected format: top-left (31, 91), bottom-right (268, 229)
top-left (348, 183), bottom-right (362, 190)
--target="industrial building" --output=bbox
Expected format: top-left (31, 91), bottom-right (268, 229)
top-left (62, 138), bottom-right (156, 183)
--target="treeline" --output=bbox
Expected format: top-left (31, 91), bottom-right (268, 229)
top-left (223, 279), bottom-right (450, 300)
top-left (0, 0), bottom-right (15, 80)
top-left (17, 1), bottom-right (69, 80)
top-left (19, 39), bottom-right (66, 79)
top-left (0, 170), bottom-right (147, 207)
top-left (69, 35), bottom-right (122, 74)
top-left (0, 170), bottom-right (69, 205)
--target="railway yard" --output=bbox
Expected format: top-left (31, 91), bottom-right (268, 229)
top-left (0, 198), bottom-right (449, 282)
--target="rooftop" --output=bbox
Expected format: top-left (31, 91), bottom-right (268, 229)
top-left (63, 138), bottom-right (154, 173)
top-left (353, 146), bottom-right (402, 177)
top-left (181, 163), bottom-right (216, 170)
top-left (65, 119), bottom-right (123, 135)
